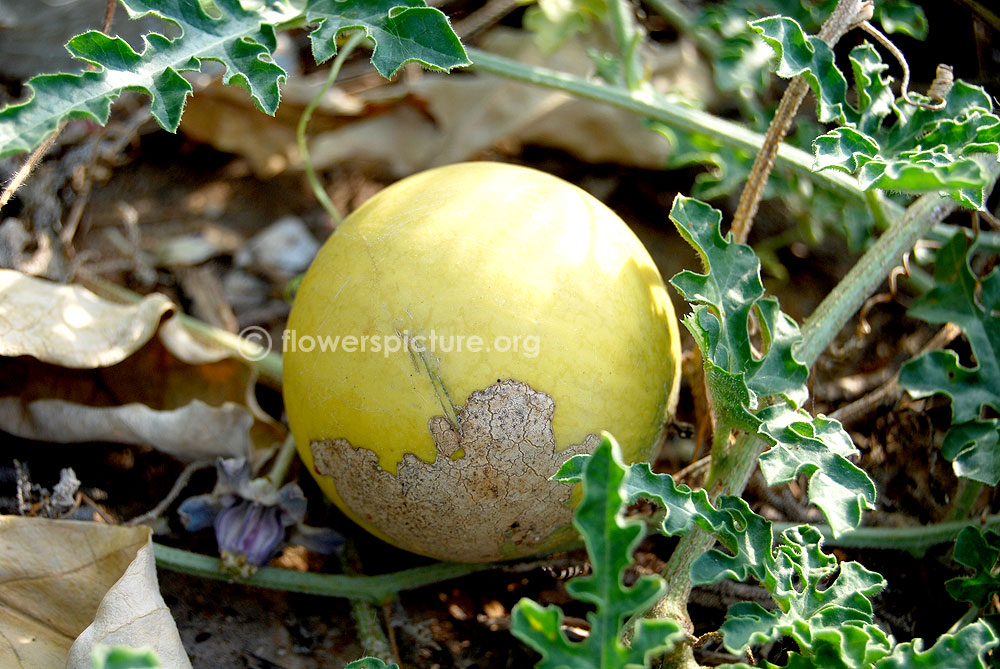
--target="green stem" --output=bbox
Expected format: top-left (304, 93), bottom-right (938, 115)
top-left (181, 312), bottom-right (284, 383)
top-left (265, 432), bottom-right (298, 486)
top-left (797, 193), bottom-right (958, 368)
top-left (945, 479), bottom-right (985, 522)
top-left (82, 276), bottom-right (284, 388)
top-left (608, 0), bottom-right (645, 90)
top-left (704, 420), bottom-right (755, 495)
top-left (772, 514), bottom-right (1000, 553)
top-left (467, 47), bottom-right (882, 211)
top-left (153, 542), bottom-right (487, 603)
top-left (865, 188), bottom-right (894, 232)
top-left (341, 540), bottom-right (395, 664)
top-left (297, 30), bottom-right (367, 225)
top-left (800, 161), bottom-right (999, 368)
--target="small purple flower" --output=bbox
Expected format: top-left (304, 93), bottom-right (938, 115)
top-left (179, 457), bottom-right (342, 578)
top-left (215, 501), bottom-right (292, 577)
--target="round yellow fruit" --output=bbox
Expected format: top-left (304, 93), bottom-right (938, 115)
top-left (283, 162), bottom-right (680, 562)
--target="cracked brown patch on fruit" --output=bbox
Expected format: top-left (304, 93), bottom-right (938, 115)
top-left (310, 379), bottom-right (598, 562)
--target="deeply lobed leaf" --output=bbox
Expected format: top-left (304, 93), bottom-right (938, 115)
top-left (900, 232), bottom-right (1000, 485)
top-left (751, 12), bottom-right (1000, 208)
top-left (0, 0), bottom-right (289, 157)
top-left (719, 526), bottom-right (887, 662)
top-left (945, 526), bottom-right (1000, 608)
top-left (305, 0), bottom-right (469, 77)
top-left (669, 196), bottom-right (808, 407)
top-left (757, 405), bottom-right (876, 536)
top-left (0, 0), bottom-right (469, 158)
top-left (668, 195), bottom-right (873, 535)
top-left (873, 621), bottom-right (998, 668)
top-left (587, 464), bottom-right (888, 666)
top-left (511, 434), bottom-right (684, 668)
top-left (697, 0), bottom-right (926, 97)
top-left (751, 16), bottom-right (847, 124)
top-left (556, 447), bottom-right (991, 668)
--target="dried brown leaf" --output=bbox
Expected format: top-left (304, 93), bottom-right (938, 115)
top-left (0, 516), bottom-right (189, 668)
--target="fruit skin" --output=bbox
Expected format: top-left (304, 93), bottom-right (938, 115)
top-left (283, 161), bottom-right (681, 562)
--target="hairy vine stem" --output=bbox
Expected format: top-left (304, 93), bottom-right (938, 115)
top-left (467, 48), bottom-right (883, 212)
top-left (729, 0), bottom-right (874, 244)
top-left (796, 162), bottom-right (997, 368)
top-left (153, 542), bottom-right (487, 602)
top-left (773, 513), bottom-right (1000, 552)
top-left (341, 539), bottom-right (398, 665)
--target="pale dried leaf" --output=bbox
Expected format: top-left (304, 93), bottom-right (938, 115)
top-left (0, 517), bottom-right (189, 669)
top-left (67, 540), bottom-right (191, 668)
top-left (0, 268), bottom-right (283, 464)
top-left (0, 270), bottom-right (172, 368)
top-left (178, 28), bottom-right (713, 177)
top-left (0, 398), bottom-right (252, 461)
top-left (157, 316), bottom-right (233, 366)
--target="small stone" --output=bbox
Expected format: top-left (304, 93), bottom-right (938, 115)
top-left (235, 216), bottom-right (319, 279)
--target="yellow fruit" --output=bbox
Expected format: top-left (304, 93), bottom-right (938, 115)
top-left (283, 162), bottom-right (680, 562)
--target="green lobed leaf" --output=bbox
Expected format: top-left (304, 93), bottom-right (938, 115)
top-left (555, 457), bottom-right (711, 537)
top-left (559, 456), bottom-right (789, 587)
top-left (668, 195), bottom-right (808, 408)
top-left (687, 496), bottom-right (778, 587)
top-left (720, 622), bottom-right (993, 669)
top-left (511, 433), bottom-right (684, 669)
top-left (941, 420), bottom-right (1000, 484)
top-left (750, 16), bottom-right (847, 123)
top-left (0, 0), bottom-right (290, 157)
top-left (813, 127), bottom-right (879, 174)
top-left (844, 44), bottom-right (895, 136)
top-left (661, 0), bottom-right (928, 245)
top-left (808, 43), bottom-right (1000, 207)
top-left (757, 405), bottom-right (876, 537)
top-left (563, 457), bottom-right (991, 668)
top-left (695, 0), bottom-right (925, 96)
top-left (945, 526), bottom-right (1000, 608)
top-left (668, 195), bottom-right (873, 534)
top-left (899, 232), bottom-right (1000, 485)
top-left (720, 526), bottom-right (887, 660)
top-left (874, 620), bottom-right (999, 668)
top-left (749, 12), bottom-right (1000, 207)
top-left (305, 0), bottom-right (469, 77)
top-left (0, 0), bottom-right (470, 158)
top-left (875, 0), bottom-right (929, 39)
top-left (590, 463), bottom-right (889, 667)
